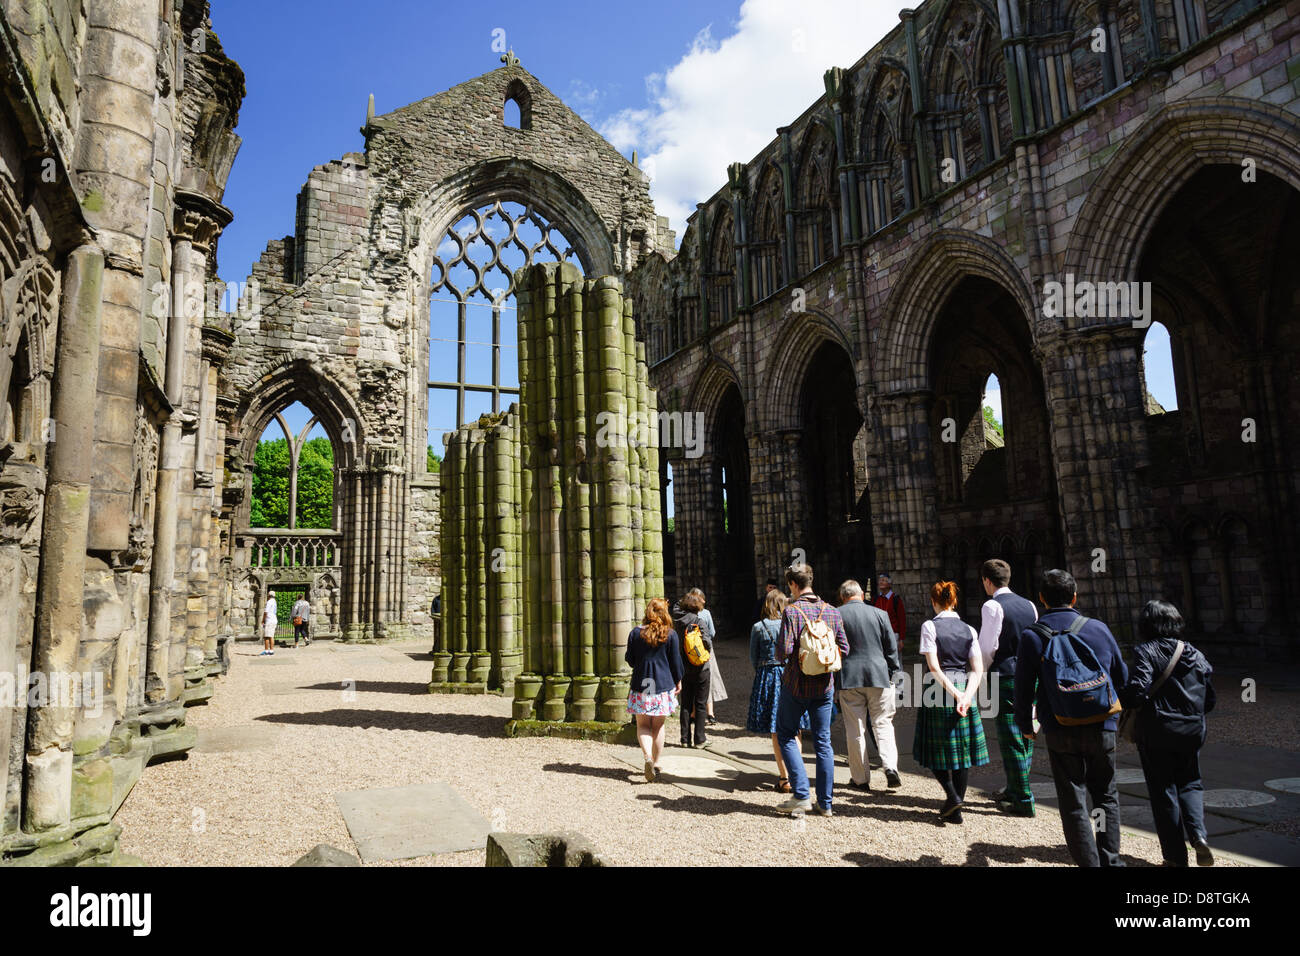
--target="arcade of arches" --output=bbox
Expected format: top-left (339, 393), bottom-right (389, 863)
top-left (1, 0), bottom-right (1299, 865)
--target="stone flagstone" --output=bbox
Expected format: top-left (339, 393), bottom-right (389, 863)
top-left (334, 782), bottom-right (490, 862)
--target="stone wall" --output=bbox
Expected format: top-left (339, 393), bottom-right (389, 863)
top-left (0, 0), bottom-right (243, 865)
top-left (407, 476), bottom-right (441, 643)
top-left (629, 0), bottom-right (1300, 657)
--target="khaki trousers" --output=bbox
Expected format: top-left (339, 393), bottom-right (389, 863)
top-left (839, 685), bottom-right (899, 784)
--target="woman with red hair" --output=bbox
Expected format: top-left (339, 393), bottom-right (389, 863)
top-left (625, 598), bottom-right (684, 782)
top-left (912, 580), bottom-right (989, 822)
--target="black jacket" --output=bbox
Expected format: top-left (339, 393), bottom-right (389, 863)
top-left (1121, 636), bottom-right (1215, 750)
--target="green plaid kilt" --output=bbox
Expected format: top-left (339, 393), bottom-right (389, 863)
top-left (911, 680), bottom-right (991, 771)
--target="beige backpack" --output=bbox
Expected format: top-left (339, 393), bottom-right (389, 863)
top-left (795, 604), bottom-right (842, 676)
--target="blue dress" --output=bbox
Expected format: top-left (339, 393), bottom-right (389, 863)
top-left (746, 619), bottom-right (810, 733)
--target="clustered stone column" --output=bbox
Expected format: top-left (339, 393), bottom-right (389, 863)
top-left (432, 264), bottom-right (663, 731)
top-left (430, 408), bottom-right (523, 691)
top-left (515, 263), bottom-right (664, 726)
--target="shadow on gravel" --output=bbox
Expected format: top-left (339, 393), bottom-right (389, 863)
top-left (294, 680), bottom-right (429, 695)
top-left (844, 851), bottom-right (946, 866)
top-left (541, 762), bottom-right (639, 782)
top-left (634, 793), bottom-right (775, 817)
top-left (255, 710), bottom-right (507, 735)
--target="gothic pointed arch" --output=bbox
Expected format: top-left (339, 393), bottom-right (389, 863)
top-left (1063, 98), bottom-right (1300, 328)
top-left (880, 230), bottom-right (1036, 392)
top-left (764, 309), bottom-right (858, 433)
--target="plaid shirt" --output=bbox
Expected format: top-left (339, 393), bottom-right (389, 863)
top-left (776, 593), bottom-right (850, 698)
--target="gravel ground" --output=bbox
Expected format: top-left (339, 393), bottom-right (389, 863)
top-left (116, 636), bottom-right (1238, 867)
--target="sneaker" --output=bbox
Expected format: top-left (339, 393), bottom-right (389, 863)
top-left (653, 766), bottom-right (662, 780)
top-left (706, 716), bottom-right (717, 725)
top-left (885, 769), bottom-right (902, 788)
top-left (1192, 838), bottom-right (1215, 867)
top-left (258, 650), bottom-right (269, 656)
top-left (643, 760), bottom-right (655, 783)
top-left (813, 804), bottom-right (833, 817)
top-left (778, 796), bottom-right (813, 816)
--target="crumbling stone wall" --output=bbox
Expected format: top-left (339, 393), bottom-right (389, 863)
top-left (0, 0), bottom-right (243, 865)
top-left (221, 60), bottom-right (664, 645)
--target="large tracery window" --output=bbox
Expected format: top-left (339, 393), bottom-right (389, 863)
top-left (427, 201), bottom-right (583, 443)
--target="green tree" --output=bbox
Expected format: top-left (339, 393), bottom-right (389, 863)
top-left (250, 438), bottom-right (290, 528)
top-left (296, 437), bottom-right (335, 528)
top-left (427, 445), bottom-right (442, 472)
top-left (983, 406), bottom-right (1004, 441)
top-left (250, 436), bottom-right (334, 529)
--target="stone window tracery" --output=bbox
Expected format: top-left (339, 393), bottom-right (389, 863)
top-left (427, 200), bottom-right (582, 437)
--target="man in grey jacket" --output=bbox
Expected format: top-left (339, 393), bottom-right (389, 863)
top-left (836, 580), bottom-right (902, 791)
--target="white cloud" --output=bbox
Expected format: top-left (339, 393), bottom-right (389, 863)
top-left (598, 0), bottom-right (905, 244)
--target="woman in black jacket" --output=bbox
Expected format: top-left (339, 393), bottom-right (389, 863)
top-left (1121, 600), bottom-right (1216, 866)
top-left (625, 598), bottom-right (684, 782)
top-left (672, 591), bottom-right (713, 748)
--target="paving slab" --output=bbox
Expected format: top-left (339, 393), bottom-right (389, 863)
top-left (1118, 803), bottom-right (1253, 838)
top-left (334, 782), bottom-right (490, 862)
top-left (193, 725), bottom-right (280, 753)
top-left (1204, 827), bottom-right (1300, 867)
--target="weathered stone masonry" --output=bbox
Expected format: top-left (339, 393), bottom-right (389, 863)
top-left (1, 0), bottom-right (243, 864)
top-left (628, 0), bottom-right (1300, 661)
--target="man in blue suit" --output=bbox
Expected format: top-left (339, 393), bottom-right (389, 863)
top-left (1015, 568), bottom-right (1129, 867)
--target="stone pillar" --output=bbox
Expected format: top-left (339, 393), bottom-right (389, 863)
top-left (996, 0), bottom-right (1033, 137)
top-left (1038, 328), bottom-right (1154, 642)
top-left (484, 263), bottom-right (664, 729)
top-left (899, 8), bottom-right (933, 202)
top-left (867, 389), bottom-right (943, 647)
top-left (26, 244), bottom-right (104, 832)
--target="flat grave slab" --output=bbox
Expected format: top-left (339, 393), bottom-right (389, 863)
top-left (334, 782), bottom-right (490, 862)
top-left (193, 725), bottom-right (279, 753)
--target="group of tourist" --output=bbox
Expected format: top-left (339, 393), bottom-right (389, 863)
top-left (624, 558), bottom-right (1218, 868)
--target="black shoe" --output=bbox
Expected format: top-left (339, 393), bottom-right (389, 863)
top-left (848, 780), bottom-right (871, 792)
top-left (885, 769), bottom-right (902, 788)
top-left (950, 809), bottom-right (964, 824)
top-left (990, 787), bottom-right (1008, 803)
top-left (1192, 838), bottom-right (1215, 867)
top-left (939, 797), bottom-right (963, 820)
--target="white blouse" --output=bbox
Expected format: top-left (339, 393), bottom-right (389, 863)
top-left (917, 610), bottom-right (980, 669)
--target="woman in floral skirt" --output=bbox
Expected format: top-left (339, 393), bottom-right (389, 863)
top-left (625, 598), bottom-right (684, 782)
top-left (746, 589), bottom-right (808, 792)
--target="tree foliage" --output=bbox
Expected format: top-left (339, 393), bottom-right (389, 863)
top-left (427, 445), bottom-right (442, 473)
top-left (982, 406), bottom-right (1004, 440)
top-left (250, 436), bottom-right (334, 529)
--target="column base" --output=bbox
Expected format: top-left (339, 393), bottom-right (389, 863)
top-left (503, 718), bottom-right (635, 745)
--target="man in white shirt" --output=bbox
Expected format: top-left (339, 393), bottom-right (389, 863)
top-left (978, 559), bottom-right (1038, 816)
top-left (261, 594), bottom-right (278, 656)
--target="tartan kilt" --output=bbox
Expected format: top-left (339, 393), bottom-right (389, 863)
top-left (911, 681), bottom-right (990, 771)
